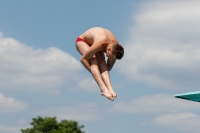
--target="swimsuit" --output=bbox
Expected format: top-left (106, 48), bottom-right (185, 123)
top-left (76, 37), bottom-right (85, 43)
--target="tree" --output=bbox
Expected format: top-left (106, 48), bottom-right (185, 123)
top-left (21, 116), bottom-right (85, 133)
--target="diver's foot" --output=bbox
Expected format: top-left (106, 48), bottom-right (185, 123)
top-left (108, 89), bottom-right (117, 99)
top-left (101, 90), bottom-right (114, 101)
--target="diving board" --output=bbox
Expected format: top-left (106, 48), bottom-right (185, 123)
top-left (174, 91), bottom-right (200, 102)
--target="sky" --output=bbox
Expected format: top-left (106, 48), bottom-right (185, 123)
top-left (0, 0), bottom-right (200, 133)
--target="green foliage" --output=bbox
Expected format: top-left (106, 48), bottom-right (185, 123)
top-left (21, 116), bottom-right (84, 133)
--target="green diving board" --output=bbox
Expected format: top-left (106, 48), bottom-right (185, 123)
top-left (174, 91), bottom-right (200, 102)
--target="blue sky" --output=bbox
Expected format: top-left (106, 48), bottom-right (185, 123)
top-left (0, 0), bottom-right (200, 133)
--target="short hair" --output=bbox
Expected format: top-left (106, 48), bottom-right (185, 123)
top-left (112, 44), bottom-right (124, 60)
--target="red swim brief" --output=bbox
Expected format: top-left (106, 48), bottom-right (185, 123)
top-left (76, 37), bottom-right (85, 43)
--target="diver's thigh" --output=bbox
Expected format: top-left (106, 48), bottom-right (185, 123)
top-left (75, 41), bottom-right (90, 55)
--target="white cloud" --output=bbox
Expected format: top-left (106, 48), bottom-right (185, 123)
top-left (0, 32), bottom-right (3, 37)
top-left (109, 94), bottom-right (200, 113)
top-left (37, 102), bottom-right (100, 121)
top-left (0, 125), bottom-right (29, 133)
top-left (78, 78), bottom-right (98, 92)
top-left (0, 33), bottom-right (82, 92)
top-left (153, 112), bottom-right (200, 133)
top-left (0, 125), bottom-right (21, 133)
top-left (17, 118), bottom-right (28, 125)
top-left (118, 0), bottom-right (200, 90)
top-left (0, 93), bottom-right (27, 113)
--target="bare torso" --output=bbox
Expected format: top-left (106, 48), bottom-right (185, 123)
top-left (79, 27), bottom-right (118, 48)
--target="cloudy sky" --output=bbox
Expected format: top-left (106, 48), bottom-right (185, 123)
top-left (0, 0), bottom-right (200, 133)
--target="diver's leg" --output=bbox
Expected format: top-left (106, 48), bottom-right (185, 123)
top-left (89, 56), bottom-right (114, 101)
top-left (96, 52), bottom-right (117, 99)
top-left (76, 42), bottom-right (114, 101)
